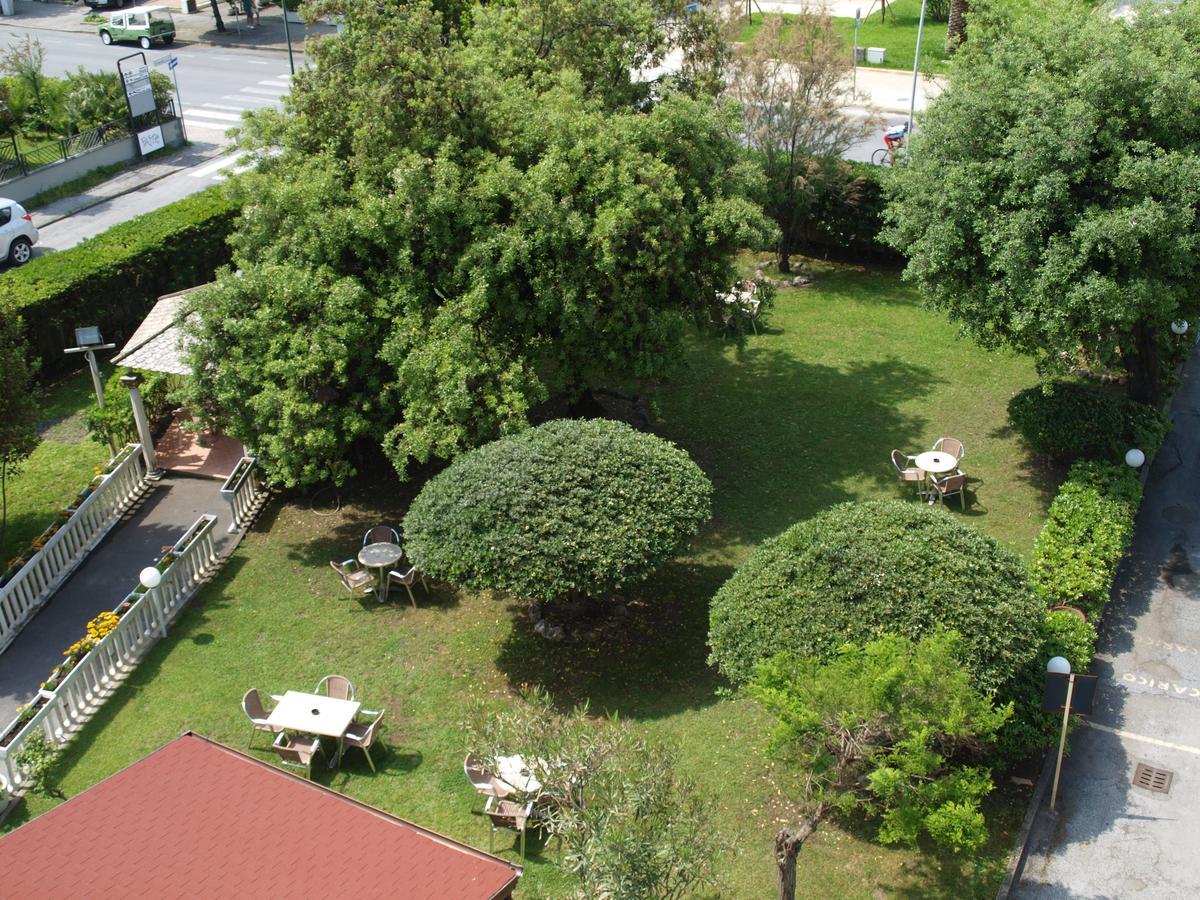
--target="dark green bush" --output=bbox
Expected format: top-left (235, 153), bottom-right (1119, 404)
top-left (797, 161), bottom-right (901, 264)
top-left (2, 187), bottom-right (238, 379)
top-left (707, 500), bottom-right (1042, 693)
top-left (994, 609), bottom-right (1098, 759)
top-left (403, 419), bottom-right (712, 604)
top-left (1008, 381), bottom-right (1171, 463)
top-left (1030, 461), bottom-right (1142, 618)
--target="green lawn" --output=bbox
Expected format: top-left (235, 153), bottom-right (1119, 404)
top-left (1, 370), bottom-right (110, 566)
top-left (5, 260), bottom-right (1054, 896)
top-left (740, 1), bottom-right (952, 74)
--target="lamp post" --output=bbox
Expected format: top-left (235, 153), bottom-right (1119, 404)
top-left (853, 8), bottom-right (862, 98)
top-left (139, 566), bottom-right (162, 590)
top-left (1125, 448), bottom-right (1145, 469)
top-left (1171, 319), bottom-right (1189, 336)
top-left (908, 0), bottom-right (929, 133)
top-left (282, 2), bottom-right (296, 75)
top-left (65, 327), bottom-right (117, 453)
top-left (1047, 656), bottom-right (1072, 811)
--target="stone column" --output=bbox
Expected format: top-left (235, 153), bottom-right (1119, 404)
top-left (120, 372), bottom-right (158, 473)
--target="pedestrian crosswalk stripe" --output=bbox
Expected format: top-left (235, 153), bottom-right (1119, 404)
top-left (186, 108), bottom-right (243, 122)
top-left (257, 80), bottom-right (291, 89)
top-left (188, 153), bottom-right (247, 179)
top-left (240, 87), bottom-right (288, 97)
top-left (202, 103), bottom-right (254, 112)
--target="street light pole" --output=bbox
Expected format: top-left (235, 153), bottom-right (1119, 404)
top-left (282, 5), bottom-right (296, 75)
top-left (908, 0), bottom-right (929, 133)
top-left (853, 8), bottom-right (862, 98)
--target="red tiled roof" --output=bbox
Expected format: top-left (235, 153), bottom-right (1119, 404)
top-left (0, 733), bottom-right (521, 900)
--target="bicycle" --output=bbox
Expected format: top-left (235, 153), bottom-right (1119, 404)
top-left (871, 123), bottom-right (908, 166)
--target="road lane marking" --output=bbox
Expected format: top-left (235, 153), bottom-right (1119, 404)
top-left (202, 104), bottom-right (254, 112)
top-left (246, 60), bottom-right (270, 65)
top-left (240, 87), bottom-right (287, 97)
top-left (1084, 720), bottom-right (1200, 756)
top-left (257, 79), bottom-right (291, 89)
top-left (1115, 671), bottom-right (1200, 698)
top-left (217, 95), bottom-right (276, 106)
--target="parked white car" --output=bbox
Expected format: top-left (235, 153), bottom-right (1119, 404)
top-left (0, 198), bottom-right (38, 266)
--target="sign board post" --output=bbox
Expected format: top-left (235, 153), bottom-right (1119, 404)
top-left (1042, 671), bottom-right (1099, 811)
top-left (118, 52), bottom-right (165, 158)
top-left (154, 53), bottom-right (187, 143)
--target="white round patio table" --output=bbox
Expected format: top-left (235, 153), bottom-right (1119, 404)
top-left (359, 542), bottom-right (403, 602)
top-left (914, 451), bottom-right (958, 475)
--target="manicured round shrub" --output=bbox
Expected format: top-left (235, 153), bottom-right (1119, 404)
top-left (707, 500), bottom-right (1042, 693)
top-left (403, 419), bottom-right (712, 604)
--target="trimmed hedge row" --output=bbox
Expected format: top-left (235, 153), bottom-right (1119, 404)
top-left (1, 186), bottom-right (238, 378)
top-left (1029, 461), bottom-right (1143, 618)
top-left (1008, 381), bottom-right (1170, 464)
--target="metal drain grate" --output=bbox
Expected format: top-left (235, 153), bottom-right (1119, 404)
top-left (1132, 762), bottom-right (1174, 794)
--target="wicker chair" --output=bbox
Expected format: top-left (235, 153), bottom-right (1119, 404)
top-left (933, 437), bottom-right (966, 462)
top-left (464, 753), bottom-right (513, 811)
top-left (929, 471), bottom-right (968, 510)
top-left (387, 566), bottom-right (428, 609)
top-left (315, 674), bottom-right (355, 702)
top-left (485, 796), bottom-right (534, 858)
top-left (343, 710), bottom-right (385, 772)
top-left (242, 688), bottom-right (277, 748)
top-left (271, 732), bottom-right (323, 779)
top-left (890, 449), bottom-right (927, 498)
top-left (362, 525), bottom-right (400, 546)
top-left (330, 559), bottom-right (376, 595)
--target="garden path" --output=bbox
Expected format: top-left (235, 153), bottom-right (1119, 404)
top-left (0, 475), bottom-right (239, 727)
top-left (1015, 344), bottom-right (1200, 897)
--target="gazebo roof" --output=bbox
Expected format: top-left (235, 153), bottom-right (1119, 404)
top-left (111, 289), bottom-right (201, 376)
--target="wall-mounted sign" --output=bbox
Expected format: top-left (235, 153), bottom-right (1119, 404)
top-left (137, 125), bottom-right (165, 156)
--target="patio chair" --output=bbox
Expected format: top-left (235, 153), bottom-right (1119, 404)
top-left (890, 449), bottom-right (927, 499)
top-left (465, 753), bottom-right (513, 811)
top-left (271, 732), bottom-right (323, 779)
top-left (242, 688), bottom-right (277, 748)
top-left (315, 674), bottom-right (355, 702)
top-left (343, 710), bottom-right (385, 773)
top-left (485, 796), bottom-right (534, 859)
top-left (387, 566), bottom-right (427, 609)
top-left (932, 437), bottom-right (966, 462)
top-left (330, 559), bottom-right (376, 596)
top-left (929, 471), bottom-right (968, 510)
top-left (362, 525), bottom-right (400, 546)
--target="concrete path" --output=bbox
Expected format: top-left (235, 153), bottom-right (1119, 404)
top-left (1015, 344), bottom-right (1200, 898)
top-left (0, 475), bottom-right (239, 727)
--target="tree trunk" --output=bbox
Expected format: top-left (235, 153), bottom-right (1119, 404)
top-left (1125, 320), bottom-right (1162, 406)
top-left (775, 814), bottom-right (823, 900)
top-left (209, 0), bottom-right (227, 32)
top-left (946, 0), bottom-right (968, 53)
top-left (777, 247), bottom-right (791, 274)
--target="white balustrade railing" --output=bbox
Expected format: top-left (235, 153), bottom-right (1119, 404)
top-left (0, 514), bottom-right (219, 797)
top-left (219, 457), bottom-right (262, 533)
top-left (0, 445), bottom-right (148, 655)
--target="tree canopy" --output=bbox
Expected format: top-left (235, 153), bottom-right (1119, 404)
top-left (182, 0), bottom-right (772, 486)
top-left (883, 0), bottom-right (1200, 403)
top-left (752, 633), bottom-right (1010, 900)
top-left (403, 418), bottom-right (712, 604)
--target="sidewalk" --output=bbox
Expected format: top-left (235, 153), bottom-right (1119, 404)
top-left (1014, 344), bottom-right (1200, 897)
top-left (32, 140), bottom-right (227, 228)
top-left (2, 0), bottom-right (334, 54)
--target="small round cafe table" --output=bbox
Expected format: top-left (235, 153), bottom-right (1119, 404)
top-left (358, 542), bottom-right (403, 602)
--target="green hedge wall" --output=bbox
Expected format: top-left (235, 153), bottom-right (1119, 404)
top-left (1029, 460), bottom-right (1143, 618)
top-left (1, 187), bottom-right (238, 379)
top-left (799, 161), bottom-right (901, 264)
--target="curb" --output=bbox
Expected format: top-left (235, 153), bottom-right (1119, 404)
top-left (35, 147), bottom-right (228, 229)
top-left (995, 750), bottom-right (1055, 900)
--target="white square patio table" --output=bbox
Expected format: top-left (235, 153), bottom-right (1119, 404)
top-left (914, 451), bottom-right (958, 475)
top-left (267, 690), bottom-right (361, 768)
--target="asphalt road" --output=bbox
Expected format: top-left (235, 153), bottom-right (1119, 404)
top-left (0, 25), bottom-right (296, 253)
top-left (0, 24), bottom-right (299, 140)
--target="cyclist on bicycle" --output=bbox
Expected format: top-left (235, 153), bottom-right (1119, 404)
top-left (883, 122), bottom-right (908, 153)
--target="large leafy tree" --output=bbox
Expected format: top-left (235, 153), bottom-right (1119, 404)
top-left (752, 633), bottom-right (1010, 900)
top-left (183, 0), bottom-right (772, 486)
top-left (884, 0), bottom-right (1200, 404)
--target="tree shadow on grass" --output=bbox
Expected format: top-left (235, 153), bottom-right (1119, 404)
top-left (493, 558), bottom-right (734, 721)
top-left (987, 421), bottom-right (1066, 513)
top-left (655, 345), bottom-right (945, 549)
